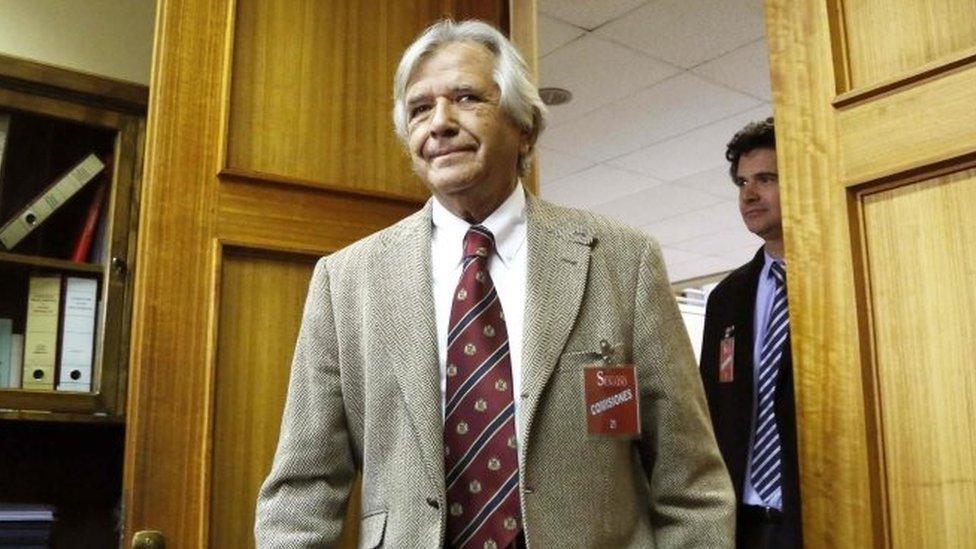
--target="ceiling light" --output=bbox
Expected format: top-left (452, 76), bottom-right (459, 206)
top-left (539, 87), bottom-right (572, 106)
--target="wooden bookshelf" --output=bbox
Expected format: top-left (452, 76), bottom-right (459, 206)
top-left (0, 250), bottom-right (103, 274)
top-left (0, 53), bottom-right (145, 548)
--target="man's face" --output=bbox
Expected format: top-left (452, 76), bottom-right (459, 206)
top-left (405, 42), bottom-right (528, 218)
top-left (736, 147), bottom-right (783, 243)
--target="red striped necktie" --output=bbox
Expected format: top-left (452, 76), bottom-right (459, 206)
top-left (444, 225), bottom-right (522, 549)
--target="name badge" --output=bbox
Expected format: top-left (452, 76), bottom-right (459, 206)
top-left (582, 340), bottom-right (641, 438)
top-left (719, 326), bottom-right (735, 383)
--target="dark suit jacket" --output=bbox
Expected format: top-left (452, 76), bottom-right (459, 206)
top-left (699, 248), bottom-right (801, 544)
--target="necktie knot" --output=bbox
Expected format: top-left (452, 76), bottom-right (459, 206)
top-left (463, 226), bottom-right (495, 261)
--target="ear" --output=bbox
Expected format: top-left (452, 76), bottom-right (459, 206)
top-left (519, 126), bottom-right (536, 156)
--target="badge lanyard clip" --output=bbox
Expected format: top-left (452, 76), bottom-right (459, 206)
top-left (600, 339), bottom-right (614, 365)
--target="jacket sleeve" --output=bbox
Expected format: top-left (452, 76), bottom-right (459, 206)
top-left (632, 237), bottom-right (736, 548)
top-left (255, 257), bottom-right (355, 547)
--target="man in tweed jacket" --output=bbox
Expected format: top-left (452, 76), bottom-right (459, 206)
top-left (256, 20), bottom-right (734, 548)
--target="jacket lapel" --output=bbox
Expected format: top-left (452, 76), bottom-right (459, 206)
top-left (377, 201), bottom-right (445, 492)
top-left (519, 197), bottom-right (593, 447)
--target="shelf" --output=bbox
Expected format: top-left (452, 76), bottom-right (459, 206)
top-left (0, 388), bottom-right (121, 422)
top-left (0, 250), bottom-right (103, 273)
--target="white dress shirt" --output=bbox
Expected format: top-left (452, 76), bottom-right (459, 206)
top-left (431, 183), bottom-right (527, 444)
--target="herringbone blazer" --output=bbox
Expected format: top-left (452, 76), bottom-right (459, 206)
top-left (255, 196), bottom-right (735, 548)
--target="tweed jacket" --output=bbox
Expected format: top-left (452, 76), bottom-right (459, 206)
top-left (255, 196), bottom-right (735, 548)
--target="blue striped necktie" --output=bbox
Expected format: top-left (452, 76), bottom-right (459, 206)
top-left (750, 260), bottom-right (790, 506)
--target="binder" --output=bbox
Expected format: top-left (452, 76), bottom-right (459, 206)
top-left (0, 153), bottom-right (105, 250)
top-left (0, 318), bottom-right (10, 387)
top-left (22, 275), bottom-right (61, 390)
top-left (9, 334), bottom-right (23, 389)
top-left (56, 277), bottom-right (97, 392)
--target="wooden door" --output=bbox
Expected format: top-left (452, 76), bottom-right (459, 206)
top-left (123, 1), bottom-right (533, 547)
top-left (765, 0), bottom-right (976, 546)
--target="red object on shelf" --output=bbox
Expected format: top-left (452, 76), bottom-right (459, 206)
top-left (70, 183), bottom-right (107, 263)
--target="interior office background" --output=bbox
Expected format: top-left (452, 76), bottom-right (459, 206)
top-left (3, 1), bottom-right (972, 547)
top-left (0, 0), bottom-right (741, 360)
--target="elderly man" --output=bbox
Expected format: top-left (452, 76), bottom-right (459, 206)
top-left (256, 19), bottom-right (734, 548)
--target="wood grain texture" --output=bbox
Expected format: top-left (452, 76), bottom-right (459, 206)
top-left (838, 63), bottom-right (976, 185)
top-left (509, 0), bottom-right (540, 195)
top-left (210, 249), bottom-right (316, 549)
top-left (764, 0), bottom-right (878, 546)
top-left (124, 0), bottom-right (232, 545)
top-left (0, 52), bottom-right (148, 112)
top-left (225, 0), bottom-right (442, 202)
top-left (862, 170), bottom-right (976, 548)
top-left (840, 0), bottom-right (976, 89)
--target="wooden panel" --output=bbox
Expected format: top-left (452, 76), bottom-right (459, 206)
top-left (841, 0), bottom-right (976, 89)
top-left (862, 170), bottom-right (976, 548)
top-left (225, 0), bottom-right (443, 202)
top-left (216, 178), bottom-right (417, 253)
top-left (210, 249), bottom-right (335, 548)
top-left (124, 0), bottom-right (232, 545)
top-left (764, 0), bottom-right (879, 546)
top-left (838, 65), bottom-right (976, 185)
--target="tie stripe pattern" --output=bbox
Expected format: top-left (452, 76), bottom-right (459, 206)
top-left (444, 226), bottom-right (522, 549)
top-left (750, 260), bottom-right (790, 507)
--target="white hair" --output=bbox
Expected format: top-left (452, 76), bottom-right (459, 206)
top-left (392, 19), bottom-right (547, 175)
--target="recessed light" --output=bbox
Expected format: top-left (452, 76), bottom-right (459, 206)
top-left (539, 87), bottom-right (572, 106)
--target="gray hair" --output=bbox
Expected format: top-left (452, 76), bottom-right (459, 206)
top-left (392, 19), bottom-right (547, 175)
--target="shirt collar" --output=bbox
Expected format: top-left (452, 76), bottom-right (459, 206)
top-left (431, 182), bottom-right (527, 267)
top-left (761, 249), bottom-right (785, 280)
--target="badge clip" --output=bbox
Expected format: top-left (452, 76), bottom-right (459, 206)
top-left (599, 339), bottom-right (614, 365)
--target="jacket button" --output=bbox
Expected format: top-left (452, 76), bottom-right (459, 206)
top-left (426, 496), bottom-right (439, 509)
top-left (524, 486), bottom-right (535, 494)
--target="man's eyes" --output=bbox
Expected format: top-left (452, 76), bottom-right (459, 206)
top-left (410, 94), bottom-right (484, 118)
top-left (410, 104), bottom-right (431, 119)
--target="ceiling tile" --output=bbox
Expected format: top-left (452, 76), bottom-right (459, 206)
top-left (692, 39), bottom-right (772, 100)
top-left (595, 0), bottom-right (766, 68)
top-left (640, 200), bottom-right (742, 245)
top-left (540, 72), bottom-right (760, 162)
top-left (667, 255), bottom-right (738, 282)
top-left (537, 146), bottom-right (594, 184)
top-left (607, 104), bottom-right (772, 181)
top-left (589, 181), bottom-right (724, 227)
top-left (660, 246), bottom-right (704, 266)
top-left (539, 0), bottom-right (650, 30)
top-left (670, 166), bottom-right (739, 199)
top-left (538, 14), bottom-right (585, 57)
top-left (671, 225), bottom-right (763, 255)
top-left (541, 164), bottom-right (662, 209)
top-left (541, 34), bottom-right (680, 127)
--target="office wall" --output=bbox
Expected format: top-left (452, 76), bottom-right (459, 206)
top-left (0, 0), bottom-right (156, 85)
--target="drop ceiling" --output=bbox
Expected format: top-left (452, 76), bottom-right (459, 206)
top-left (537, 0), bottom-right (773, 282)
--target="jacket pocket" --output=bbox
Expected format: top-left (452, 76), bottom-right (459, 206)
top-left (359, 510), bottom-right (387, 549)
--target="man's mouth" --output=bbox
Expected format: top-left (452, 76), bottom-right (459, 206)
top-left (428, 146), bottom-right (475, 160)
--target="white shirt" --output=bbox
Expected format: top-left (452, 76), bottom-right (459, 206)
top-left (431, 183), bottom-right (527, 444)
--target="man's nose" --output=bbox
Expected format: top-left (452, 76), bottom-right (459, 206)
top-left (429, 98), bottom-right (459, 137)
top-left (740, 180), bottom-right (759, 200)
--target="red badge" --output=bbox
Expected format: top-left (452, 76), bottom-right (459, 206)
top-left (583, 365), bottom-right (641, 438)
top-left (719, 326), bottom-right (735, 383)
